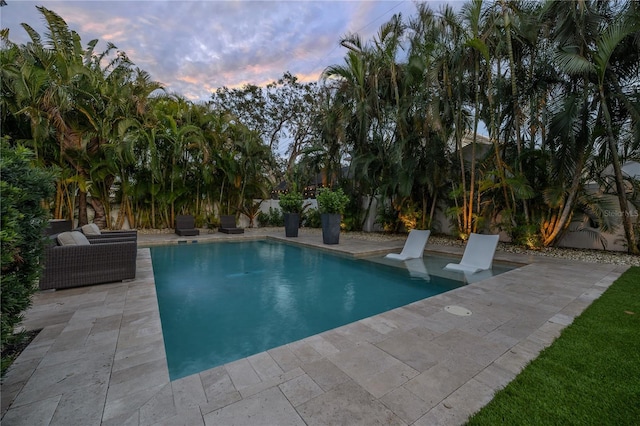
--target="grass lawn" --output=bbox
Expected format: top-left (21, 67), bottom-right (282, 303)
top-left (466, 266), bottom-right (640, 425)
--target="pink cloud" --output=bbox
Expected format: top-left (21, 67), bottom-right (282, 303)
top-left (5, 0), bottom-right (434, 102)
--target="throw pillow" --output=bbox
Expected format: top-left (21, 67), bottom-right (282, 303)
top-left (82, 223), bottom-right (101, 235)
top-left (57, 231), bottom-right (91, 246)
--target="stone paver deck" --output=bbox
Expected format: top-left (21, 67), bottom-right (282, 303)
top-left (1, 229), bottom-right (628, 425)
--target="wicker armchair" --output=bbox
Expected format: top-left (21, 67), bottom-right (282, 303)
top-left (218, 215), bottom-right (244, 234)
top-left (39, 238), bottom-right (137, 290)
top-left (175, 215), bottom-right (200, 236)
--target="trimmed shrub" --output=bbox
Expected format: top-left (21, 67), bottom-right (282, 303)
top-left (278, 191), bottom-right (304, 213)
top-left (1, 141), bottom-right (54, 373)
top-left (316, 187), bottom-right (349, 214)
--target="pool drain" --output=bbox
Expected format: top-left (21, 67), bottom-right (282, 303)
top-left (444, 305), bottom-right (472, 316)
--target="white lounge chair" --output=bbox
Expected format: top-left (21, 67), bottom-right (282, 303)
top-left (444, 233), bottom-right (499, 273)
top-left (385, 230), bottom-right (431, 261)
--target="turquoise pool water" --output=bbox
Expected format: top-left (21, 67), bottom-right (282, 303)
top-left (151, 240), bottom-right (503, 380)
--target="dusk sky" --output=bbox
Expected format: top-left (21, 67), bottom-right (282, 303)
top-left (2, 1), bottom-right (456, 101)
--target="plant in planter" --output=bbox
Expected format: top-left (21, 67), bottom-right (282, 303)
top-left (279, 191), bottom-right (304, 237)
top-left (316, 187), bottom-right (349, 244)
top-left (238, 200), bottom-right (264, 228)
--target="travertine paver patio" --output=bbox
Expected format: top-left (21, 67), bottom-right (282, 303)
top-left (0, 229), bottom-right (628, 425)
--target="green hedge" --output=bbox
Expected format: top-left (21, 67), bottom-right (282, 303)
top-left (1, 141), bottom-right (54, 373)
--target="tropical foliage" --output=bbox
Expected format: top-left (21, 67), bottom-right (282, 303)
top-left (1, 7), bottom-right (275, 229)
top-left (2, 1), bottom-right (639, 253)
top-left (318, 0), bottom-right (640, 252)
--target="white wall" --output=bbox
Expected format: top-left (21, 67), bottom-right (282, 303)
top-left (256, 198), bottom-right (318, 215)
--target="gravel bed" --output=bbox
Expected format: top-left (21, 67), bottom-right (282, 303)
top-left (137, 227), bottom-right (640, 266)
top-left (351, 231), bottom-right (640, 266)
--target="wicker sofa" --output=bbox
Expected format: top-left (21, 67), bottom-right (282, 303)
top-left (40, 232), bottom-right (137, 291)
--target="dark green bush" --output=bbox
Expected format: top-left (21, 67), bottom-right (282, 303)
top-left (257, 207), bottom-right (284, 227)
top-left (278, 191), bottom-right (304, 213)
top-left (1, 141), bottom-right (54, 374)
top-left (375, 204), bottom-right (400, 233)
top-left (302, 208), bottom-right (321, 228)
top-left (507, 222), bottom-right (544, 250)
top-left (316, 187), bottom-right (349, 214)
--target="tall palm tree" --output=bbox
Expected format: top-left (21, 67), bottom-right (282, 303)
top-left (545, 0), bottom-right (639, 253)
top-left (5, 7), bottom-right (149, 227)
top-left (499, 0), bottom-right (532, 223)
top-left (112, 69), bottom-right (163, 229)
top-left (590, 10), bottom-right (639, 253)
top-left (432, 3), bottom-right (486, 235)
top-left (232, 131), bottom-right (274, 214)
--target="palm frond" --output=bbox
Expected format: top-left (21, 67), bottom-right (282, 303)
top-left (554, 48), bottom-right (594, 76)
top-left (543, 186), bottom-right (566, 209)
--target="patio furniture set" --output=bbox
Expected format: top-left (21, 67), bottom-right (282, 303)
top-left (40, 215), bottom-right (245, 291)
top-left (39, 219), bottom-right (496, 292)
top-left (174, 214), bottom-right (244, 235)
top-left (39, 221), bottom-right (137, 290)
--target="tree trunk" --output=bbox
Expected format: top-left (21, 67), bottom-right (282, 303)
top-left (429, 193), bottom-right (438, 230)
top-left (361, 193), bottom-right (376, 231)
top-left (501, 0), bottom-right (529, 224)
top-left (90, 198), bottom-right (107, 229)
top-left (77, 190), bottom-right (88, 226)
top-left (421, 193), bottom-right (427, 230)
top-left (542, 147), bottom-right (586, 247)
top-left (486, 58), bottom-right (514, 224)
top-left (126, 196), bottom-right (135, 229)
top-left (468, 56), bottom-right (480, 236)
top-left (151, 184), bottom-right (156, 229)
top-left (455, 119), bottom-right (468, 235)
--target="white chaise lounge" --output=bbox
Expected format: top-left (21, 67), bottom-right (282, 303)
top-left (385, 230), bottom-right (431, 261)
top-left (444, 233), bottom-right (500, 273)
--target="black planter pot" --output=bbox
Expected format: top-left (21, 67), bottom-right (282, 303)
top-left (321, 213), bottom-right (341, 244)
top-left (284, 213), bottom-right (300, 237)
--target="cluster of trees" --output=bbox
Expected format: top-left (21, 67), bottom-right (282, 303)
top-left (316, 0), bottom-right (639, 253)
top-left (2, 1), bottom-right (639, 253)
top-left (1, 6), bottom-right (276, 229)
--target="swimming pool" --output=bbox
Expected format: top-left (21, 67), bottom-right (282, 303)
top-left (151, 240), bottom-right (511, 380)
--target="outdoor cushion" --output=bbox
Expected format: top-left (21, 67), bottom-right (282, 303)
top-left (57, 231), bottom-right (90, 246)
top-left (82, 223), bottom-right (101, 235)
